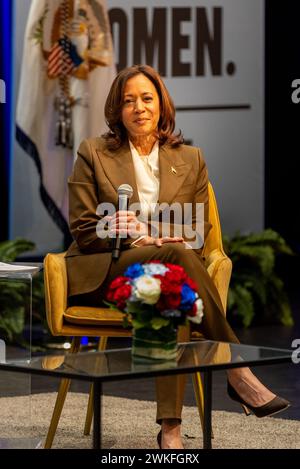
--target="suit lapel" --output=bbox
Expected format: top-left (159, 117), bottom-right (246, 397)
top-left (96, 141), bottom-right (140, 206)
top-left (96, 141), bottom-right (192, 208)
top-left (158, 145), bottom-right (191, 204)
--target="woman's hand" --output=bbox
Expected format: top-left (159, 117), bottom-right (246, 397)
top-left (133, 235), bottom-right (184, 247)
top-left (105, 211), bottom-right (184, 247)
top-left (107, 211), bottom-right (148, 239)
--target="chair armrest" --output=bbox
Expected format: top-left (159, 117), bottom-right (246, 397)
top-left (205, 249), bottom-right (232, 315)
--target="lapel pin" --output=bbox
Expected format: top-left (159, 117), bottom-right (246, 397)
top-left (171, 166), bottom-right (177, 174)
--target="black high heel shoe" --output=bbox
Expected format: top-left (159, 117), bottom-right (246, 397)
top-left (227, 381), bottom-right (290, 418)
top-left (157, 430), bottom-right (162, 449)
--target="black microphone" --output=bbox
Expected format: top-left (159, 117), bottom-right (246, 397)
top-left (112, 184), bottom-right (133, 260)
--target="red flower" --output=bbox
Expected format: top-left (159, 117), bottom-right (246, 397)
top-left (157, 292), bottom-right (181, 310)
top-left (113, 284), bottom-right (132, 309)
top-left (159, 275), bottom-right (181, 295)
top-left (158, 266), bottom-right (186, 296)
top-left (165, 293), bottom-right (181, 309)
top-left (109, 276), bottom-right (130, 290)
top-left (106, 276), bottom-right (131, 304)
top-left (185, 277), bottom-right (198, 292)
top-left (165, 263), bottom-right (188, 282)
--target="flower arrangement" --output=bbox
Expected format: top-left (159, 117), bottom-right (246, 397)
top-left (106, 261), bottom-right (204, 360)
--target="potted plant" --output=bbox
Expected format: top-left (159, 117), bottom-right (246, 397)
top-left (223, 229), bottom-right (294, 327)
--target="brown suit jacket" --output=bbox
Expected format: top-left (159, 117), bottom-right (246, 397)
top-left (66, 137), bottom-right (212, 296)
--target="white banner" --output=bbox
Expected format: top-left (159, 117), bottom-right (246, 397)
top-left (108, 0), bottom-right (264, 235)
top-left (12, 0), bottom-right (116, 254)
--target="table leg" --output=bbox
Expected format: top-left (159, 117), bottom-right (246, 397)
top-left (203, 370), bottom-right (212, 449)
top-left (93, 380), bottom-right (102, 449)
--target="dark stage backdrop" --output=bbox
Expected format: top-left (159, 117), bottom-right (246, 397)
top-left (265, 0), bottom-right (300, 254)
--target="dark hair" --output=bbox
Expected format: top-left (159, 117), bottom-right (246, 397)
top-left (102, 65), bottom-right (183, 150)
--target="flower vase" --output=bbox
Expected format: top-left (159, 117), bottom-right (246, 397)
top-left (132, 327), bottom-right (178, 361)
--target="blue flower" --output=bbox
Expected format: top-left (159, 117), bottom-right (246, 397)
top-left (124, 263), bottom-right (144, 279)
top-left (180, 284), bottom-right (197, 311)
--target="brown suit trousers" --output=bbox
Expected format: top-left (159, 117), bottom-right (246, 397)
top-left (69, 242), bottom-right (239, 423)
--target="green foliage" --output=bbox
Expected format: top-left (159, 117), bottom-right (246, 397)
top-left (0, 281), bottom-right (26, 342)
top-left (150, 317), bottom-right (170, 330)
top-left (0, 238), bottom-right (35, 262)
top-left (0, 238), bottom-right (47, 346)
top-left (127, 303), bottom-right (170, 330)
top-left (223, 229), bottom-right (294, 327)
top-left (104, 299), bottom-right (173, 332)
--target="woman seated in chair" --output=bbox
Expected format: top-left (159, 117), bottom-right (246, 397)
top-left (66, 64), bottom-right (290, 449)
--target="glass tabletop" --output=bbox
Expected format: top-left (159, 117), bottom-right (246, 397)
top-left (0, 340), bottom-right (293, 382)
top-left (0, 262), bottom-right (43, 279)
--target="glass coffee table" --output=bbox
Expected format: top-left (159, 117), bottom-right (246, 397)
top-left (0, 340), bottom-right (293, 449)
top-left (0, 262), bottom-right (43, 448)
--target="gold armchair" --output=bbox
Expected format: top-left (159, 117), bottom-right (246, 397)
top-left (204, 183), bottom-right (232, 312)
top-left (43, 182), bottom-right (231, 448)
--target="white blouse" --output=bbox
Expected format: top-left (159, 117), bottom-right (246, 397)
top-left (129, 140), bottom-right (160, 246)
top-left (129, 140), bottom-right (160, 221)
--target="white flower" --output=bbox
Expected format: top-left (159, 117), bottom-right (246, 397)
top-left (134, 275), bottom-right (161, 305)
top-left (188, 298), bottom-right (204, 324)
top-left (143, 263), bottom-right (169, 276)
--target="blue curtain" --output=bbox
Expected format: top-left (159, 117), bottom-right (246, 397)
top-left (0, 0), bottom-right (14, 241)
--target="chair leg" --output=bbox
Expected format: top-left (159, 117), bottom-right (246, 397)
top-left (44, 337), bottom-right (81, 449)
top-left (192, 372), bottom-right (205, 430)
top-left (192, 372), bottom-right (214, 439)
top-left (84, 383), bottom-right (94, 436)
top-left (84, 337), bottom-right (108, 436)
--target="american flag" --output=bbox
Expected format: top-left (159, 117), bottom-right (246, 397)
top-left (47, 36), bottom-right (82, 78)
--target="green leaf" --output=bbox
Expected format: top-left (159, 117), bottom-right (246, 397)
top-left (125, 303), bottom-right (144, 314)
top-left (102, 300), bottom-right (120, 311)
top-left (131, 318), bottom-right (148, 330)
top-left (279, 302), bottom-right (294, 326)
top-left (231, 245), bottom-right (275, 276)
top-left (122, 315), bottom-right (131, 329)
top-left (229, 284), bottom-right (255, 327)
top-left (235, 274), bottom-right (268, 306)
top-left (0, 306), bottom-right (25, 342)
top-left (0, 238), bottom-right (40, 345)
top-left (265, 276), bottom-right (294, 326)
top-left (150, 317), bottom-right (170, 330)
top-left (0, 238), bottom-right (35, 262)
top-left (225, 228), bottom-right (294, 328)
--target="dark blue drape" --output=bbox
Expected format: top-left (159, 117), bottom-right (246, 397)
top-left (0, 0), bottom-right (14, 241)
